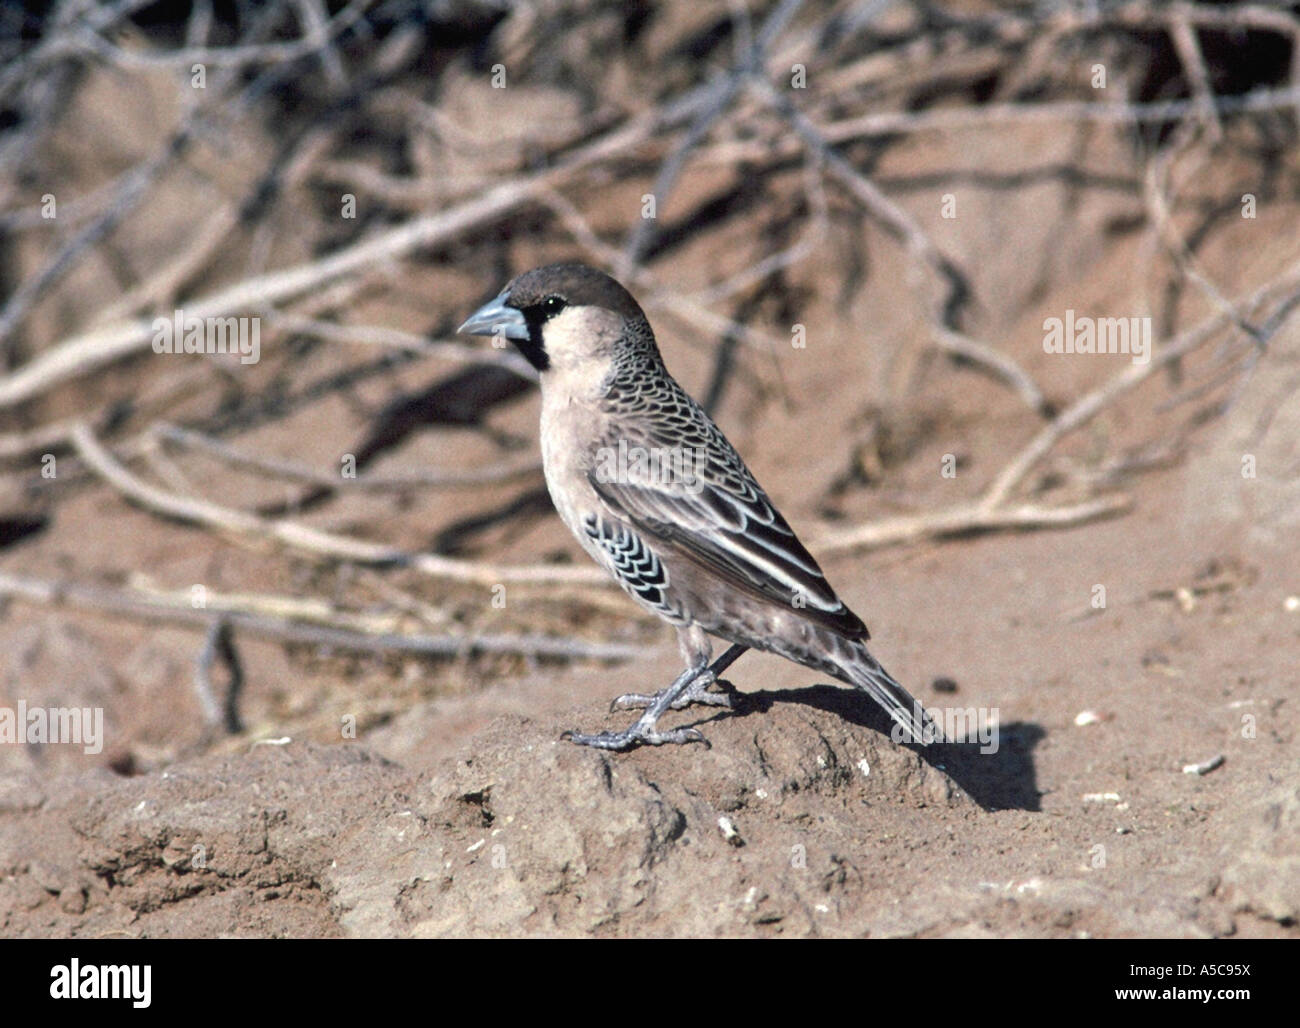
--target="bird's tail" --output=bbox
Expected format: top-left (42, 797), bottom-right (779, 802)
top-left (839, 643), bottom-right (945, 745)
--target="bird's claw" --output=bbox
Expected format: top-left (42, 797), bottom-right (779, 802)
top-left (561, 725), bottom-right (708, 751)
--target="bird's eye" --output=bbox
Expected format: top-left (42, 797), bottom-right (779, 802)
top-left (541, 295), bottom-right (566, 315)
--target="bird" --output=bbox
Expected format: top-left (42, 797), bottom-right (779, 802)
top-left (458, 262), bottom-right (941, 751)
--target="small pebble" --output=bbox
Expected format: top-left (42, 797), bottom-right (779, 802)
top-left (1182, 755), bottom-right (1225, 776)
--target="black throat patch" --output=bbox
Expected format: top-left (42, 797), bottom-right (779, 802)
top-left (515, 309), bottom-right (551, 372)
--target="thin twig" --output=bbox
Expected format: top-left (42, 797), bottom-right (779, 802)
top-left (933, 327), bottom-right (1054, 418)
top-left (618, 0), bottom-right (806, 278)
top-left (0, 570), bottom-right (639, 662)
top-left (815, 494), bottom-right (1133, 554)
top-left (154, 422), bottom-right (543, 490)
top-left (267, 314), bottom-right (539, 380)
top-left (0, 76), bottom-right (725, 412)
top-left (69, 421), bottom-right (609, 588)
top-left (982, 263), bottom-right (1300, 510)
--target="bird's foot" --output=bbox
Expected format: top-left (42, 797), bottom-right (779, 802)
top-left (564, 656), bottom-right (742, 751)
top-left (608, 671), bottom-right (735, 712)
top-left (561, 722), bottom-right (707, 751)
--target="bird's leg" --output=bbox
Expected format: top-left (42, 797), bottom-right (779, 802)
top-left (610, 643), bottom-right (748, 712)
top-left (563, 635), bottom-right (747, 751)
top-left (563, 662), bottom-right (710, 750)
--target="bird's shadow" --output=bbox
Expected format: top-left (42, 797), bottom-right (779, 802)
top-left (703, 683), bottom-right (1045, 813)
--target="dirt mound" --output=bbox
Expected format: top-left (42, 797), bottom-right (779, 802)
top-left (1, 704), bottom-right (972, 937)
top-left (3, 673), bottom-right (1295, 937)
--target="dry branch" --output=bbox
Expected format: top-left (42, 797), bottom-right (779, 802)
top-left (0, 68), bottom-right (728, 412)
top-left (0, 570), bottom-right (639, 662)
top-left (981, 263), bottom-right (1300, 511)
top-left (154, 423), bottom-right (543, 490)
top-left (69, 421), bottom-right (609, 589)
top-left (816, 494), bottom-right (1133, 555)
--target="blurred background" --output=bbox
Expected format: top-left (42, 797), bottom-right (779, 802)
top-left (0, 1), bottom-right (1296, 817)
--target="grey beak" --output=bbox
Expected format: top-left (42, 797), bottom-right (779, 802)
top-left (457, 290), bottom-right (528, 341)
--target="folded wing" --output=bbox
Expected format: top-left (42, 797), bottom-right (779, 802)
top-left (588, 378), bottom-right (869, 641)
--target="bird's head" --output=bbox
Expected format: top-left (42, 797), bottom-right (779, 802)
top-left (457, 262), bottom-right (654, 376)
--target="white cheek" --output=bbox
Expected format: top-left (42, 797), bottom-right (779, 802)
top-left (541, 306), bottom-right (621, 367)
top-left (539, 306), bottom-right (622, 401)
top-left (539, 307), bottom-right (594, 366)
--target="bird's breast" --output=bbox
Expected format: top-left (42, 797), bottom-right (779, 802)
top-left (539, 394), bottom-right (608, 541)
